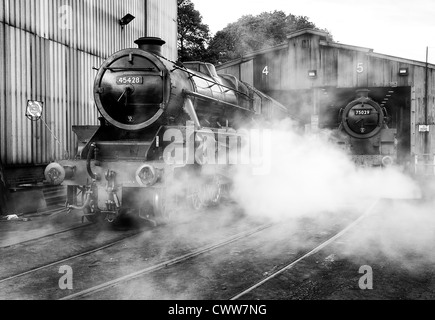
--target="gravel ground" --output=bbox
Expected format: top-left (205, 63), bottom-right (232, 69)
top-left (1, 199), bottom-right (434, 301)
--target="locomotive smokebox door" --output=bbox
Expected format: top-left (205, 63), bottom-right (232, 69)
top-left (341, 90), bottom-right (384, 140)
top-left (93, 40), bottom-right (171, 131)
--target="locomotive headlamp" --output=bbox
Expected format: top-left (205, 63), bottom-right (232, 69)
top-left (136, 165), bottom-right (158, 187)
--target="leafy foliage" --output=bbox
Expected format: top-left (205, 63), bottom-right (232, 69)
top-left (177, 2), bottom-right (333, 65)
top-left (207, 11), bottom-right (333, 64)
top-left (177, 0), bottom-right (211, 62)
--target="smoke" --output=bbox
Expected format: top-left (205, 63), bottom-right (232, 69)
top-left (232, 118), bottom-right (421, 222)
top-left (227, 118), bottom-right (435, 270)
top-left (5, 116), bottom-right (431, 299)
top-left (338, 199), bottom-right (435, 271)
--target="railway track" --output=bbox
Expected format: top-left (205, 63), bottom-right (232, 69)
top-left (0, 206), bottom-right (246, 293)
top-left (0, 202), bottom-right (198, 249)
top-left (229, 199), bottom-right (381, 300)
top-left (0, 200), bottom-right (382, 300)
top-left (0, 229), bottom-right (147, 285)
top-left (60, 223), bottom-right (275, 300)
top-left (0, 219), bottom-right (93, 249)
top-left (61, 200), bottom-right (381, 300)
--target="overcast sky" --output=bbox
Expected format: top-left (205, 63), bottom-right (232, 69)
top-left (191, 0), bottom-right (435, 64)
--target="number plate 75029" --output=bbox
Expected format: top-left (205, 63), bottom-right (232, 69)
top-left (355, 109), bottom-right (371, 116)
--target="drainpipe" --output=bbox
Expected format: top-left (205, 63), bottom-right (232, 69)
top-left (424, 47), bottom-right (429, 165)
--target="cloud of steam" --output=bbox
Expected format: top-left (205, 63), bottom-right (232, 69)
top-left (232, 118), bottom-right (422, 222)
top-left (339, 200), bottom-right (435, 271)
top-left (228, 118), bottom-right (435, 272)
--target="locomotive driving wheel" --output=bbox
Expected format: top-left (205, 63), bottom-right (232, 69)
top-left (139, 190), bottom-right (172, 226)
top-left (188, 176), bottom-right (222, 211)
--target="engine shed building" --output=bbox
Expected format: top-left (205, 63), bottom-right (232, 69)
top-left (216, 29), bottom-right (435, 174)
top-left (0, 0), bottom-right (178, 186)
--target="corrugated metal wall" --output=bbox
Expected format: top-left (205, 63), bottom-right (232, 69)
top-left (146, 0), bottom-right (177, 61)
top-left (0, 0), bottom-right (177, 166)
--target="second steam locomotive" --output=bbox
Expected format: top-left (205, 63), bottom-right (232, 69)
top-left (43, 37), bottom-right (289, 224)
top-left (331, 89), bottom-right (397, 167)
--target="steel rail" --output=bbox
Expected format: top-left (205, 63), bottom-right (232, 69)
top-left (229, 199), bottom-right (382, 300)
top-left (0, 231), bottom-right (146, 285)
top-left (0, 222), bottom-right (93, 249)
top-left (60, 223), bottom-right (275, 300)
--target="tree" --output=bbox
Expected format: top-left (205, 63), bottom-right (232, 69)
top-left (177, 0), bottom-right (211, 62)
top-left (207, 11), bottom-right (333, 64)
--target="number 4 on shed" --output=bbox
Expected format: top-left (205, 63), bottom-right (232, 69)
top-left (262, 66), bottom-right (269, 76)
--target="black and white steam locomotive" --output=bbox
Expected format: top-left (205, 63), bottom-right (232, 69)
top-left (333, 89), bottom-right (397, 167)
top-left (43, 37), bottom-right (289, 224)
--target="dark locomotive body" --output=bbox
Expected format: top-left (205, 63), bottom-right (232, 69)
top-left (44, 37), bottom-right (289, 224)
top-left (330, 89), bottom-right (397, 167)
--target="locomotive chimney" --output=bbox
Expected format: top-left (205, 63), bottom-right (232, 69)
top-left (356, 89), bottom-right (370, 99)
top-left (134, 37), bottom-right (166, 56)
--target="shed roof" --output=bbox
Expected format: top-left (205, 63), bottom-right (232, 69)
top-left (286, 28), bottom-right (331, 40)
top-left (216, 29), bottom-right (435, 70)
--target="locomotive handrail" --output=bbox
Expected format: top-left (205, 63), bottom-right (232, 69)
top-left (104, 67), bottom-right (157, 72)
top-left (183, 90), bottom-right (255, 114)
top-left (172, 65), bottom-right (253, 101)
top-left (195, 129), bottom-right (249, 138)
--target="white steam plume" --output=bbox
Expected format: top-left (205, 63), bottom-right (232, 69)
top-left (232, 119), bottom-right (422, 222)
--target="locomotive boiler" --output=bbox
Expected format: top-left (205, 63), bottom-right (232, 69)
top-left (334, 89), bottom-right (397, 167)
top-left (43, 37), bottom-right (289, 224)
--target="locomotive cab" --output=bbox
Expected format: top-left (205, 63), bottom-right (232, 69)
top-left (182, 61), bottom-right (219, 79)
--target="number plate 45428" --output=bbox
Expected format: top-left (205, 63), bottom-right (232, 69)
top-left (116, 76), bottom-right (143, 85)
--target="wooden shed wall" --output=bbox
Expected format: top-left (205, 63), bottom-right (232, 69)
top-left (216, 33), bottom-right (435, 163)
